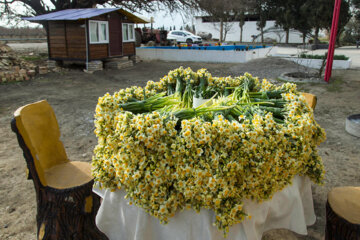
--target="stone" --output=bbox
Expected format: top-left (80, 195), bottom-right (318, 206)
top-left (106, 57), bottom-right (129, 62)
top-left (27, 70), bottom-right (36, 77)
top-left (52, 67), bottom-right (62, 72)
top-left (47, 60), bottom-right (61, 69)
top-left (28, 63), bottom-right (36, 69)
top-left (0, 45), bottom-right (12, 53)
top-left (129, 55), bottom-right (142, 63)
top-left (86, 61), bottom-right (103, 71)
top-left (19, 69), bottom-right (27, 76)
top-left (104, 60), bottom-right (133, 70)
top-left (2, 59), bottom-right (10, 66)
top-left (6, 206), bottom-right (15, 213)
top-left (39, 66), bottom-right (48, 74)
top-left (0, 46), bottom-right (54, 83)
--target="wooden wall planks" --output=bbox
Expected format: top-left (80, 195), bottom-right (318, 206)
top-left (46, 12), bottom-right (136, 61)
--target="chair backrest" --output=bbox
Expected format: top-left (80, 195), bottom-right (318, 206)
top-left (301, 92), bottom-right (317, 110)
top-left (13, 100), bottom-right (69, 186)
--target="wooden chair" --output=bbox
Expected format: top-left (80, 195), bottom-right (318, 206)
top-left (326, 187), bottom-right (360, 240)
top-left (11, 100), bottom-right (107, 240)
top-left (301, 92), bottom-right (317, 110)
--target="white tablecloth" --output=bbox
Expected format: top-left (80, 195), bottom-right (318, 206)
top-left (93, 175), bottom-right (316, 240)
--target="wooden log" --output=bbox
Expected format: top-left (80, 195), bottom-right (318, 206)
top-left (325, 201), bottom-right (360, 240)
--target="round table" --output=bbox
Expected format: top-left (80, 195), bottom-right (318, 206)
top-left (93, 175), bottom-right (316, 240)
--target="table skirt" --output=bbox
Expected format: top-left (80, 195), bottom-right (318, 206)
top-left (93, 175), bottom-right (316, 240)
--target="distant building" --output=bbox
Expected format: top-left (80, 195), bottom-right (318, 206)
top-left (23, 8), bottom-right (149, 66)
top-left (194, 16), bottom-right (308, 43)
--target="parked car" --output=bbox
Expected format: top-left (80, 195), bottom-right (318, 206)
top-left (167, 30), bottom-right (202, 44)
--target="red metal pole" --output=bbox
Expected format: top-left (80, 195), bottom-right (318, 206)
top-left (325, 3), bottom-right (338, 80)
top-left (328, 0), bottom-right (341, 75)
top-left (324, 0), bottom-right (342, 82)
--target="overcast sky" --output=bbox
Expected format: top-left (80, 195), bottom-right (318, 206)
top-left (0, 1), bottom-right (196, 29)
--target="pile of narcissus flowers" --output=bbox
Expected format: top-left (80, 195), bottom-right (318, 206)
top-left (92, 67), bottom-right (326, 235)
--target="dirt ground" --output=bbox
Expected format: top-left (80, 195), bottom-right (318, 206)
top-left (0, 58), bottom-right (359, 240)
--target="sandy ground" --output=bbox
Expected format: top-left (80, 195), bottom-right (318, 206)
top-left (0, 52), bottom-right (359, 239)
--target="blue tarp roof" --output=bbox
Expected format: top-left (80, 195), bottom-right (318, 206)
top-left (22, 8), bottom-right (149, 23)
top-left (23, 8), bottom-right (119, 21)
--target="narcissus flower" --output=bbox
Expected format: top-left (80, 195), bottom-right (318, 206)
top-left (92, 67), bottom-right (326, 235)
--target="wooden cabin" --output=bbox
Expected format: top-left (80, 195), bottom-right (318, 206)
top-left (23, 9), bottom-right (148, 63)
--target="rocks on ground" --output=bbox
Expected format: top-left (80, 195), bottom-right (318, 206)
top-left (0, 42), bottom-right (66, 83)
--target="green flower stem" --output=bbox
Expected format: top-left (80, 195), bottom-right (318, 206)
top-left (175, 77), bottom-right (185, 97)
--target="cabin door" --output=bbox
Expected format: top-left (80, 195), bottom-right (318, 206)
top-left (109, 14), bottom-right (123, 56)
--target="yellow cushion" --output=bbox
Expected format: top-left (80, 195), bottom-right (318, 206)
top-left (45, 161), bottom-right (93, 189)
top-left (301, 92), bottom-right (317, 110)
top-left (328, 187), bottom-right (360, 224)
top-left (14, 100), bottom-right (69, 186)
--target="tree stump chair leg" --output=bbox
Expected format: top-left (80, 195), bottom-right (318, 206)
top-left (325, 201), bottom-right (360, 240)
top-left (36, 182), bottom-right (108, 240)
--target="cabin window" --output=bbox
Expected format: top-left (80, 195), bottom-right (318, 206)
top-left (89, 20), bottom-right (109, 44)
top-left (123, 23), bottom-right (135, 42)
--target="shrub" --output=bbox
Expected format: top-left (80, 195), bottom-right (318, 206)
top-left (298, 53), bottom-right (349, 60)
